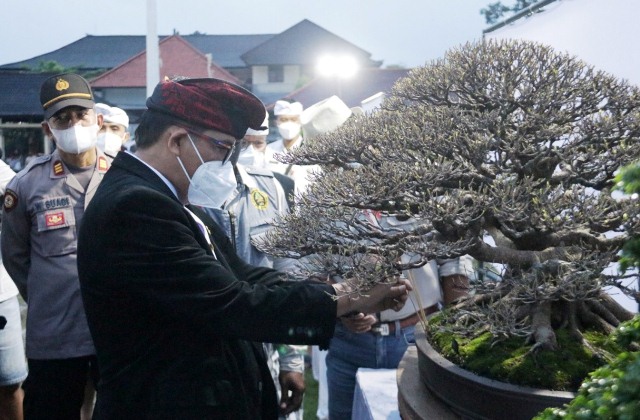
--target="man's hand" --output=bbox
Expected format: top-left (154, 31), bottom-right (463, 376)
top-left (334, 278), bottom-right (412, 317)
top-left (341, 312), bottom-right (377, 333)
top-left (278, 370), bottom-right (305, 415)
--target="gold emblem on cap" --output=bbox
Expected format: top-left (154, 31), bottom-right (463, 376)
top-left (250, 188), bottom-right (269, 210)
top-left (55, 78), bottom-right (70, 92)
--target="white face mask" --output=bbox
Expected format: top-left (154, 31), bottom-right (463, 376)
top-left (236, 145), bottom-right (256, 167)
top-left (278, 121), bottom-right (301, 140)
top-left (177, 134), bottom-right (237, 209)
top-left (97, 132), bottom-right (124, 155)
top-left (50, 124), bottom-right (99, 154)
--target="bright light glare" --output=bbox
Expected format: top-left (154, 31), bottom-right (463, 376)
top-left (316, 55), bottom-right (359, 79)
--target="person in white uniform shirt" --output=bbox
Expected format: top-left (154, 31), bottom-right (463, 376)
top-left (0, 159), bottom-right (26, 420)
top-left (238, 111), bottom-right (296, 210)
top-left (95, 103), bottom-right (130, 157)
top-left (267, 100), bottom-right (320, 199)
top-left (237, 112), bottom-right (271, 169)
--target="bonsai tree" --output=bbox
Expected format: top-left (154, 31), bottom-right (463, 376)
top-left (532, 163), bottom-right (640, 416)
top-left (259, 39), bottom-right (640, 358)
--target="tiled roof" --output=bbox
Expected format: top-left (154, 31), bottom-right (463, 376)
top-left (274, 68), bottom-right (411, 109)
top-left (0, 20), bottom-right (378, 72)
top-left (0, 33), bottom-right (274, 71)
top-left (0, 36), bottom-right (147, 71)
top-left (91, 35), bottom-right (240, 87)
top-left (183, 34), bottom-right (274, 68)
top-left (241, 19), bottom-right (380, 67)
top-left (0, 71), bottom-right (53, 120)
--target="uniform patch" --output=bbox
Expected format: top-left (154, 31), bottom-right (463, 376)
top-left (45, 211), bottom-right (66, 228)
top-left (3, 190), bottom-right (17, 212)
top-left (250, 188), bottom-right (269, 210)
top-left (53, 160), bottom-right (65, 176)
top-left (98, 156), bottom-right (108, 171)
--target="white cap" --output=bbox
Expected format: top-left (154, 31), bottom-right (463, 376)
top-left (301, 96), bottom-right (352, 139)
top-left (274, 100), bottom-right (303, 116)
top-left (95, 103), bottom-right (129, 128)
top-left (246, 111), bottom-right (270, 136)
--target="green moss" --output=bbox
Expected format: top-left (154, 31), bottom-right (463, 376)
top-left (428, 317), bottom-right (627, 391)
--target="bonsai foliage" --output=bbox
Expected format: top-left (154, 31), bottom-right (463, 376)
top-left (260, 39), bottom-right (640, 354)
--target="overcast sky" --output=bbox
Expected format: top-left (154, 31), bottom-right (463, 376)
top-left (0, 0), bottom-right (490, 68)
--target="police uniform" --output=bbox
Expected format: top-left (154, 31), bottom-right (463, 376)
top-left (202, 165), bottom-right (292, 271)
top-left (1, 148), bottom-right (111, 360)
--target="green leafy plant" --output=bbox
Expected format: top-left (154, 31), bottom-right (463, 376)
top-left (534, 316), bottom-right (640, 419)
top-left (616, 163), bottom-right (640, 272)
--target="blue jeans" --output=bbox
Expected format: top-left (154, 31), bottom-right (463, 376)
top-left (0, 295), bottom-right (27, 386)
top-left (326, 321), bottom-right (415, 420)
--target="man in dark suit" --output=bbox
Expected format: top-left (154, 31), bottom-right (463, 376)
top-left (76, 77), bottom-right (410, 419)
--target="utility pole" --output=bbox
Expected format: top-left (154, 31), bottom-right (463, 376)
top-left (146, 0), bottom-right (159, 98)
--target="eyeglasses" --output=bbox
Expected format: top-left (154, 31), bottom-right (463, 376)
top-left (186, 129), bottom-right (236, 164)
top-left (239, 139), bottom-right (251, 150)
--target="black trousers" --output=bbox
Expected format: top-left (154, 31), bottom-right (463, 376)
top-left (23, 355), bottom-right (99, 420)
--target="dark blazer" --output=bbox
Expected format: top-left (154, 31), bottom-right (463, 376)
top-left (77, 152), bottom-right (336, 419)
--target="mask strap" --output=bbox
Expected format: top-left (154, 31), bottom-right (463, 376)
top-left (186, 133), bottom-right (206, 165)
top-left (176, 156), bottom-right (192, 183)
top-left (176, 133), bottom-right (204, 184)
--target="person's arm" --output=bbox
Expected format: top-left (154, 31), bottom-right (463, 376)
top-left (0, 160), bottom-right (16, 194)
top-left (81, 186), bottom-right (338, 347)
top-left (81, 184), bottom-right (412, 350)
top-left (276, 344), bottom-right (306, 415)
top-left (1, 179), bottom-right (31, 298)
top-left (340, 312), bottom-right (378, 333)
top-left (438, 255), bottom-right (474, 305)
top-left (332, 280), bottom-right (411, 317)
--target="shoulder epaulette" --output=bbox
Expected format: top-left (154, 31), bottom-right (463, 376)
top-left (13, 155), bottom-right (52, 180)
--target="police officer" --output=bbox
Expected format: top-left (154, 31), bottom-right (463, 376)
top-left (1, 73), bottom-right (110, 419)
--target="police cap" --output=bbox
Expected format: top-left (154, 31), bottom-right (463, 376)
top-left (40, 73), bottom-right (95, 120)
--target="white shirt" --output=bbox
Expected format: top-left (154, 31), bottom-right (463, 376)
top-left (266, 137), bottom-right (321, 199)
top-left (0, 159), bottom-right (18, 301)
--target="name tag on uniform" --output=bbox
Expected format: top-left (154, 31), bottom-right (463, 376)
top-left (33, 196), bottom-right (71, 212)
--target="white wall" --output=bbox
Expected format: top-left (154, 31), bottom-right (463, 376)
top-left (94, 88), bottom-right (147, 109)
top-left (252, 65), bottom-right (301, 97)
top-left (485, 0), bottom-right (640, 87)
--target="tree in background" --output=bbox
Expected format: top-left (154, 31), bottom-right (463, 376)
top-left (481, 0), bottom-right (541, 24)
top-left (260, 39), bottom-right (640, 356)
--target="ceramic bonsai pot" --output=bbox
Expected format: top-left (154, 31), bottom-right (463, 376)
top-left (414, 325), bottom-right (576, 420)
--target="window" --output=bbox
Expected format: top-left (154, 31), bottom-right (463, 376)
top-left (268, 65), bottom-right (284, 83)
